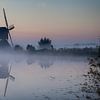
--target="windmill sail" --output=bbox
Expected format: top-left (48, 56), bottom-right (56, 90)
top-left (4, 65), bottom-right (11, 97)
top-left (3, 8), bottom-right (8, 28)
top-left (8, 32), bottom-right (14, 47)
top-left (3, 8), bottom-right (14, 47)
top-left (8, 25), bottom-right (15, 30)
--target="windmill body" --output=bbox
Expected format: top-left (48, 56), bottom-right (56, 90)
top-left (0, 8), bottom-right (14, 49)
top-left (0, 27), bottom-right (8, 40)
top-left (0, 27), bottom-right (10, 48)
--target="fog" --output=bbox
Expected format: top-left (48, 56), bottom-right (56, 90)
top-left (0, 51), bottom-right (99, 100)
top-left (0, 50), bottom-right (87, 65)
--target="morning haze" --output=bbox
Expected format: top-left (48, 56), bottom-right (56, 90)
top-left (0, 0), bottom-right (99, 47)
top-left (0, 0), bottom-right (100, 100)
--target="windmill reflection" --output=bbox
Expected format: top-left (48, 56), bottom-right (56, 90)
top-left (0, 60), bottom-right (15, 96)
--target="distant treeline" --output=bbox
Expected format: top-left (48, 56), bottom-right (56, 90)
top-left (0, 37), bottom-right (99, 56)
top-left (13, 44), bottom-right (99, 56)
top-left (13, 37), bottom-right (99, 56)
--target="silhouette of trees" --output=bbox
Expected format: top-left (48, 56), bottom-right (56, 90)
top-left (14, 45), bottom-right (23, 52)
top-left (98, 46), bottom-right (100, 57)
top-left (38, 37), bottom-right (53, 50)
top-left (81, 57), bottom-right (100, 99)
top-left (26, 44), bottom-right (35, 53)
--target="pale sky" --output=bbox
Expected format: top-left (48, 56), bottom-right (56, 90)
top-left (0, 0), bottom-right (100, 47)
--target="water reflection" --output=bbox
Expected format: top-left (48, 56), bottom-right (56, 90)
top-left (37, 56), bottom-right (54, 69)
top-left (26, 56), bottom-right (35, 65)
top-left (0, 60), bottom-right (15, 96)
top-left (0, 54), bottom-right (99, 100)
top-left (26, 55), bottom-right (54, 69)
top-left (38, 59), bottom-right (53, 69)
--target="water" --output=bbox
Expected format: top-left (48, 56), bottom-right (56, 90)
top-left (0, 54), bottom-right (99, 100)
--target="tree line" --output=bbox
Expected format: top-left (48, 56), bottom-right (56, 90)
top-left (13, 37), bottom-right (99, 56)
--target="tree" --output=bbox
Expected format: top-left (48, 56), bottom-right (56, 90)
top-left (38, 37), bottom-right (53, 50)
top-left (98, 46), bottom-right (100, 57)
top-left (14, 45), bottom-right (23, 52)
top-left (26, 44), bottom-right (35, 53)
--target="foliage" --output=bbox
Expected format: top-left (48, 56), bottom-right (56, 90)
top-left (98, 46), bottom-right (100, 57)
top-left (38, 37), bottom-right (53, 50)
top-left (38, 37), bottom-right (51, 46)
top-left (14, 45), bottom-right (23, 52)
top-left (81, 57), bottom-right (100, 99)
top-left (26, 44), bottom-right (35, 53)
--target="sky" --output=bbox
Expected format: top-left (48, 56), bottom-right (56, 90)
top-left (0, 0), bottom-right (100, 48)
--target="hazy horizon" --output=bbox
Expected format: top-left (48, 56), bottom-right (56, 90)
top-left (0, 0), bottom-right (100, 48)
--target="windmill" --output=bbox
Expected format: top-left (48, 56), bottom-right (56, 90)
top-left (0, 61), bottom-right (15, 96)
top-left (0, 8), bottom-right (14, 48)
